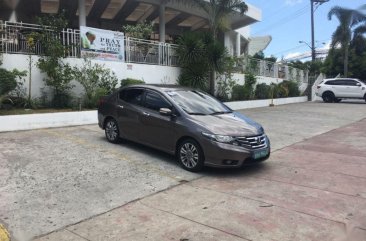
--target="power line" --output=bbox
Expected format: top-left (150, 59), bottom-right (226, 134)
top-left (253, 5), bottom-right (310, 35)
top-left (272, 44), bottom-right (307, 56)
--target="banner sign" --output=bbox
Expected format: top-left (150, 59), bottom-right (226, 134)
top-left (80, 26), bottom-right (125, 62)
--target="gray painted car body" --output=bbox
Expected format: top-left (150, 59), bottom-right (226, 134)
top-left (98, 85), bottom-right (270, 168)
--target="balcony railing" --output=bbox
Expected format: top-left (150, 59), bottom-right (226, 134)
top-left (242, 57), bottom-right (309, 83)
top-left (0, 20), bottom-right (307, 83)
top-left (0, 21), bottom-right (179, 67)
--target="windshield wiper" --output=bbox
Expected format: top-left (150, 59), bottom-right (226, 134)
top-left (188, 112), bottom-right (207, 115)
top-left (210, 111), bottom-right (233, 115)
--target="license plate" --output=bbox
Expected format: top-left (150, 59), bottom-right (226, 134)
top-left (253, 149), bottom-right (269, 159)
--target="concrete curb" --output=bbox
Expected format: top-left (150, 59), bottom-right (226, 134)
top-left (224, 96), bottom-right (308, 110)
top-left (0, 97), bottom-right (308, 132)
top-left (0, 111), bottom-right (97, 132)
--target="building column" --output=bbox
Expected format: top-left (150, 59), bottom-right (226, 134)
top-left (236, 32), bottom-right (241, 57)
top-left (78, 0), bottom-right (86, 27)
top-left (159, 4), bottom-right (166, 42)
top-left (224, 32), bottom-right (232, 55)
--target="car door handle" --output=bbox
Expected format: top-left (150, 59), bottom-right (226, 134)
top-left (117, 105), bottom-right (124, 109)
top-left (143, 112), bottom-right (150, 117)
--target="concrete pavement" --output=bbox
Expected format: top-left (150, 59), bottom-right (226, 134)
top-left (1, 101), bottom-right (366, 240)
top-left (35, 116), bottom-right (366, 241)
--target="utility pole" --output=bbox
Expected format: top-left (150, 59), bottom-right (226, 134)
top-left (308, 0), bottom-right (329, 101)
top-left (311, 0), bottom-right (316, 62)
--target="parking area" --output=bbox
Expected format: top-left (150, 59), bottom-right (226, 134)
top-left (1, 101), bottom-right (366, 241)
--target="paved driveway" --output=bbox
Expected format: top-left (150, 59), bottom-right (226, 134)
top-left (0, 101), bottom-right (366, 241)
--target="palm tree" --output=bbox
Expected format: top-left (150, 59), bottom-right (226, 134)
top-left (328, 6), bottom-right (366, 77)
top-left (170, 0), bottom-right (248, 94)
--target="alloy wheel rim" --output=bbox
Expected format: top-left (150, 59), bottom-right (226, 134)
top-left (106, 121), bottom-right (118, 140)
top-left (180, 143), bottom-right (199, 168)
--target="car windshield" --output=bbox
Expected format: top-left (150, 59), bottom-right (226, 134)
top-left (166, 90), bottom-right (232, 115)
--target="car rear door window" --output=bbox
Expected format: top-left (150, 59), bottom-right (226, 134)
top-left (120, 88), bottom-right (144, 106)
top-left (144, 91), bottom-right (171, 111)
top-left (342, 80), bottom-right (359, 86)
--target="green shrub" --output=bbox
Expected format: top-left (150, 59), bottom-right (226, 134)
top-left (231, 73), bottom-right (257, 101)
top-left (121, 78), bottom-right (145, 87)
top-left (255, 83), bottom-right (272, 99)
top-left (283, 80), bottom-right (300, 97)
top-left (272, 83), bottom-right (288, 98)
top-left (73, 59), bottom-right (119, 108)
top-left (84, 88), bottom-right (108, 109)
top-left (231, 85), bottom-right (253, 101)
top-left (0, 68), bottom-right (18, 97)
top-left (0, 68), bottom-right (27, 108)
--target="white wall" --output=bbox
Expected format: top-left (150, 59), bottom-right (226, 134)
top-left (231, 73), bottom-right (284, 86)
top-left (2, 54), bottom-right (180, 98)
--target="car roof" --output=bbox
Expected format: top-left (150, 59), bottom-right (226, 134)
top-left (122, 84), bottom-right (196, 92)
top-left (323, 78), bottom-right (360, 81)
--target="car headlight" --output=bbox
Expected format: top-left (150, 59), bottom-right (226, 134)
top-left (202, 132), bottom-right (234, 143)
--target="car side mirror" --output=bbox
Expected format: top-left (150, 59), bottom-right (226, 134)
top-left (159, 108), bottom-right (172, 116)
top-left (356, 83), bottom-right (362, 87)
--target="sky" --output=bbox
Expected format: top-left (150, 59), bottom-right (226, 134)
top-left (245, 0), bottom-right (366, 60)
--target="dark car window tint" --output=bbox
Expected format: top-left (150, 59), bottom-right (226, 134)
top-left (167, 90), bottom-right (230, 115)
top-left (325, 80), bottom-right (335, 85)
top-left (343, 80), bottom-right (358, 86)
top-left (121, 88), bottom-right (144, 105)
top-left (144, 91), bottom-right (171, 111)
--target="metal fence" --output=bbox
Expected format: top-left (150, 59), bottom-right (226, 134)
top-left (243, 57), bottom-right (309, 83)
top-left (0, 20), bottom-right (306, 81)
top-left (0, 21), bottom-right (179, 66)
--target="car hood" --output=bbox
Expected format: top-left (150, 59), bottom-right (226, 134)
top-left (189, 112), bottom-right (263, 137)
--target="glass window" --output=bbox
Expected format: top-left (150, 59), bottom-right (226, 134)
top-left (342, 80), bottom-right (358, 86)
top-left (120, 88), bottom-right (144, 105)
top-left (167, 90), bottom-right (231, 115)
top-left (144, 91), bottom-right (171, 111)
top-left (325, 80), bottom-right (336, 85)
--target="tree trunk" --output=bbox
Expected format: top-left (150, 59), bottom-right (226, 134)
top-left (209, 70), bottom-right (216, 95)
top-left (344, 44), bottom-right (349, 77)
top-left (209, 28), bottom-right (217, 96)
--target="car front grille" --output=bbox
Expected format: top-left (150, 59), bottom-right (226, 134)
top-left (235, 134), bottom-right (267, 149)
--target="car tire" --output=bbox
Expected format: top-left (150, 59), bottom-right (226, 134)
top-left (177, 139), bottom-right (204, 172)
top-left (322, 92), bottom-right (335, 103)
top-left (104, 118), bottom-right (120, 143)
top-left (335, 98), bottom-right (342, 103)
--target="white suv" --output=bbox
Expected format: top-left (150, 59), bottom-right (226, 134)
top-left (316, 78), bottom-right (366, 103)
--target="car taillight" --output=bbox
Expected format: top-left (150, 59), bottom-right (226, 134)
top-left (317, 86), bottom-right (321, 89)
top-left (98, 97), bottom-right (106, 107)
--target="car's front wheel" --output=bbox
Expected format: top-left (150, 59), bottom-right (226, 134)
top-left (177, 139), bottom-right (204, 172)
top-left (105, 118), bottom-right (120, 143)
top-left (322, 92), bottom-right (335, 103)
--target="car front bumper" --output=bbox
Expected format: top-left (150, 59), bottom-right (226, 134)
top-left (201, 136), bottom-right (271, 168)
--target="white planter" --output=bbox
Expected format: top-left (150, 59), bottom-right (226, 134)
top-left (224, 96), bottom-right (308, 110)
top-left (0, 110), bottom-right (98, 132)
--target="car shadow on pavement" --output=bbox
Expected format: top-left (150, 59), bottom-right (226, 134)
top-left (203, 163), bottom-right (268, 177)
top-left (97, 136), bottom-right (269, 176)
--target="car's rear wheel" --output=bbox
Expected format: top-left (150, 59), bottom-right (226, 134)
top-left (177, 139), bottom-right (204, 172)
top-left (322, 92), bottom-right (335, 103)
top-left (105, 118), bottom-right (120, 143)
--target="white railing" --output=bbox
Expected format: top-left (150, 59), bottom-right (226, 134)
top-left (0, 21), bottom-right (179, 66)
top-left (243, 57), bottom-right (309, 83)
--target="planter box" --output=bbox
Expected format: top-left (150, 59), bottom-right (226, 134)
top-left (0, 97), bottom-right (308, 132)
top-left (224, 96), bottom-right (308, 110)
top-left (0, 111), bottom-right (98, 132)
